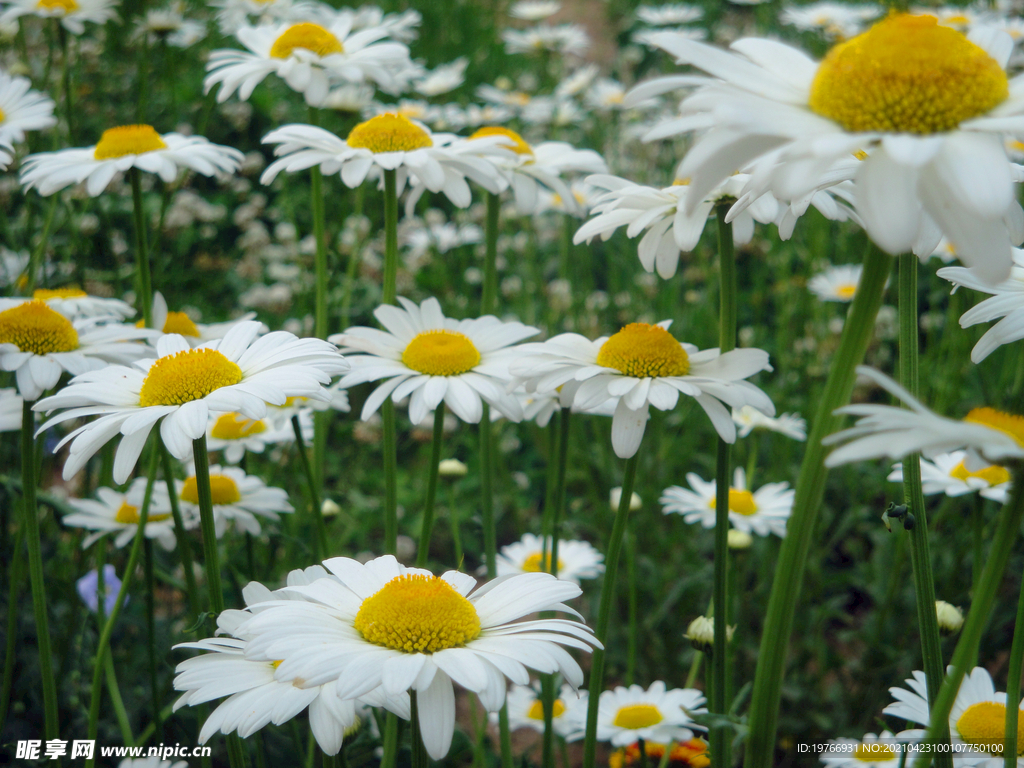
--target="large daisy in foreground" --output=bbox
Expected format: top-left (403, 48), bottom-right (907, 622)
top-left (638, 14), bottom-right (1024, 283)
top-left (34, 322), bottom-right (347, 483)
top-left (240, 555), bottom-right (599, 760)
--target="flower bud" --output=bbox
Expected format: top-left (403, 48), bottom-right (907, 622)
top-left (728, 529), bottom-right (753, 550)
top-left (936, 600), bottom-right (963, 635)
top-left (610, 487), bottom-right (642, 512)
top-left (439, 458), bottom-right (468, 477)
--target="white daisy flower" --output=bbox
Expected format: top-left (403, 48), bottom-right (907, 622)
top-left (637, 4), bottom-right (704, 26)
top-left (206, 409), bottom-right (310, 464)
top-left (0, 146), bottom-right (11, 171)
top-left (34, 321), bottom-right (348, 483)
top-left (4, 287), bottom-right (134, 321)
top-left (819, 731), bottom-right (902, 768)
top-left (661, 466), bottom-right (794, 537)
top-left (0, 0), bottom-right (118, 35)
top-left (505, 682), bottom-right (581, 737)
top-left (146, 292), bottom-right (262, 345)
top-left (731, 405), bottom-right (807, 440)
top-left (211, 0), bottom-right (326, 35)
top-left (133, 2), bottom-right (207, 48)
top-left (415, 57), bottom-right (468, 96)
top-left (639, 14), bottom-right (1024, 284)
top-left (0, 70), bottom-right (56, 150)
top-left (260, 116), bottom-right (511, 210)
top-left (463, 126), bottom-right (607, 216)
top-left (118, 758), bottom-right (187, 768)
top-left (522, 95), bottom-right (586, 128)
top-left (239, 554), bottom-right (599, 760)
top-left (510, 321), bottom-right (775, 459)
top-left (633, 25), bottom-right (706, 47)
top-left (174, 566), bottom-right (409, 753)
top-left (502, 24), bottom-right (590, 57)
top-left (63, 480), bottom-right (183, 550)
top-left (564, 681), bottom-right (707, 746)
top-left (20, 125), bottom-right (243, 197)
top-left (823, 366), bottom-right (1024, 469)
top-left (886, 451), bottom-right (1012, 503)
top-left (884, 666), bottom-right (1023, 765)
top-left (330, 296), bottom-right (538, 425)
top-left (808, 263), bottom-right (864, 302)
top-left (509, 1), bottom-right (562, 21)
top-left (263, 380), bottom-right (351, 430)
top-left (780, 3), bottom-right (882, 39)
top-left (496, 533), bottom-right (605, 583)
top-left (0, 387), bottom-right (23, 432)
top-left (938, 248), bottom-right (1024, 362)
top-left (204, 19), bottom-right (413, 107)
top-left (0, 300), bottom-right (155, 400)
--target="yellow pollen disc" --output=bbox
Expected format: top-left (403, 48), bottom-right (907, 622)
top-left (612, 703), bottom-right (664, 730)
top-left (853, 743), bottom-right (898, 762)
top-left (964, 407), bottom-right (1024, 448)
top-left (521, 551), bottom-right (565, 574)
top-left (211, 412), bottom-right (268, 441)
top-left (353, 574), bottom-right (481, 653)
top-left (596, 323), bottom-right (689, 378)
top-left (138, 348), bottom-right (243, 407)
top-left (949, 460), bottom-right (1011, 486)
top-left (835, 284), bottom-right (857, 299)
top-left (673, 177), bottom-right (692, 186)
top-left (0, 107), bottom-right (5, 123)
top-left (33, 287), bottom-right (87, 300)
top-left (0, 300), bottom-right (79, 355)
top-left (402, 329), bottom-right (481, 376)
top-left (527, 698), bottom-right (567, 720)
top-left (93, 125), bottom-right (168, 160)
top-left (709, 488), bottom-right (759, 516)
top-left (269, 23), bottom-right (344, 59)
top-left (808, 14), bottom-right (1008, 134)
top-left (271, 659), bottom-right (284, 669)
top-left (469, 126), bottom-right (533, 156)
top-left (180, 474), bottom-right (242, 506)
top-left (346, 113), bottom-right (433, 153)
top-left (164, 311), bottom-right (200, 337)
top-left (37, 0), bottom-right (79, 11)
top-left (115, 500), bottom-right (170, 524)
top-left (956, 701), bottom-right (1024, 755)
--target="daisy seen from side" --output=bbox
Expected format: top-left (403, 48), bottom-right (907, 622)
top-left (0, 69), bottom-right (56, 150)
top-left (809, 263), bottom-right (864, 302)
top-left (887, 450), bottom-right (1012, 503)
top-left (0, 0), bottom-right (118, 35)
top-left (731, 405), bottom-right (807, 440)
top-left (496, 532), bottom-right (605, 583)
top-left (206, 409), bottom-right (310, 464)
top-left (4, 287), bottom-right (134, 321)
top-left (504, 682), bottom-right (582, 737)
top-left (661, 466), bottom-right (794, 537)
top-left (819, 731), bottom-right (902, 768)
top-left (564, 681), bottom-right (707, 746)
top-left (162, 463), bottom-right (292, 537)
top-left (63, 480), bottom-right (183, 550)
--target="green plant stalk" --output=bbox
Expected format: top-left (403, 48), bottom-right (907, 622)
top-left (85, 441), bottom-right (159, 768)
top-left (160, 441), bottom-right (201, 620)
top-left (58, 24), bottom-right (74, 143)
top-left (483, 192), bottom-right (500, 313)
top-left (104, 653), bottom-right (134, 747)
top-left (381, 711), bottom-right (400, 768)
top-left (627, 531), bottom-right (638, 685)
top-left (712, 205), bottom-right (736, 768)
top-left (416, 405), bottom-right (446, 568)
top-left (898, 252), bottom-right (951, 768)
top-left (410, 692), bottom-right (429, 768)
top-left (0, 523), bottom-right (26, 733)
top-left (130, 168), bottom-right (154, 327)
top-left (582, 452), bottom-right (641, 768)
top-left (481, 407), bottom-right (497, 576)
top-left (20, 401), bottom-right (59, 740)
top-left (745, 244), bottom-right (893, 768)
top-left (192, 435), bottom-right (225, 614)
top-left (383, 169), bottom-right (399, 304)
top-left (310, 161), bottom-right (330, 490)
top-left (1005, 564), bottom-right (1024, 768)
top-left (145, 538), bottom-right (162, 740)
top-left (292, 415), bottom-right (328, 559)
top-left (911, 474), bottom-right (1024, 768)
top-left (26, 194), bottom-right (58, 294)
top-left (972, 494), bottom-right (984, 593)
top-left (382, 168), bottom-right (399, 558)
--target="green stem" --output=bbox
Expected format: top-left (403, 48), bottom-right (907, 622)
top-left (381, 712), bottom-right (400, 768)
top-left (972, 494), bottom-right (984, 594)
top-left (159, 440), bottom-right (200, 620)
top-left (482, 192), bottom-right (500, 314)
top-left (104, 652), bottom-right (134, 747)
top-left (897, 252), bottom-right (950, 767)
top-left (383, 169), bottom-right (398, 305)
top-left (582, 452), bottom-right (641, 768)
top-left (498, 706), bottom-right (514, 768)
top-left (911, 474), bottom-right (1024, 768)
top-left (309, 115), bottom-right (331, 491)
top-left (410, 692), bottom-right (429, 768)
top-left (191, 435), bottom-right (224, 614)
top-left (293, 415), bottom-right (328, 559)
top-left (416, 405), bottom-right (446, 568)
top-left (0, 523), bottom-right (25, 732)
top-left (145, 538), bottom-right (162, 740)
top-left (26, 194), bottom-right (58, 294)
top-left (1005, 565), bottom-right (1024, 768)
top-left (481, 406), bottom-right (496, 577)
top-left (21, 401), bottom-right (58, 740)
top-left (85, 440), bottom-right (159, 768)
top-left (626, 531), bottom-right (638, 685)
top-left (744, 244), bottom-right (893, 768)
top-left (130, 168), bottom-right (153, 327)
top-left (448, 482), bottom-right (463, 568)
top-left (382, 168), bottom-right (400, 557)
top-left (58, 24), bottom-right (74, 143)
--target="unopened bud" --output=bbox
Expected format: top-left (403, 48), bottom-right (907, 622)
top-left (936, 600), bottom-right (963, 635)
top-left (685, 616), bottom-right (734, 654)
top-left (728, 529), bottom-right (753, 550)
top-left (439, 458), bottom-right (468, 477)
top-left (321, 498), bottom-right (341, 517)
top-left (610, 487), bottom-right (642, 512)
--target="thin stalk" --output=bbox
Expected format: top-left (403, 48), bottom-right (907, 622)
top-left (130, 168), bottom-right (154, 327)
top-left (416, 405), bottom-right (446, 567)
top-left (104, 653), bottom-right (134, 747)
top-left (58, 24), bottom-right (74, 143)
top-left (410, 692), bottom-right (429, 768)
top-left (712, 206), bottom-right (736, 768)
top-left (381, 712), bottom-right (400, 768)
top-left (745, 245), bottom-right (893, 768)
top-left (145, 538), bottom-right (162, 740)
top-left (21, 401), bottom-right (58, 740)
top-left (911, 474), bottom-right (1024, 768)
top-left (0, 523), bottom-right (26, 732)
top-left (972, 494), bottom-right (984, 593)
top-left (382, 169), bottom-right (399, 558)
top-left (383, 169), bottom-right (399, 304)
top-left (292, 415), bottom-right (328, 559)
top-left (26, 195), bottom-right (58, 294)
top-left (582, 452), bottom-right (641, 768)
top-left (498, 707), bottom-right (514, 768)
top-left (627, 531), bottom-right (638, 685)
top-left (160, 439), bottom-right (200, 621)
top-left (897, 252), bottom-right (950, 767)
top-left (448, 482), bottom-right (463, 567)
top-left (309, 107), bottom-right (331, 494)
top-left (482, 192), bottom-right (500, 313)
top-left (1005, 566), bottom-right (1024, 768)
top-left (192, 435), bottom-right (225, 614)
top-left (85, 441), bottom-right (159, 768)
top-left (480, 407), bottom-right (496, 576)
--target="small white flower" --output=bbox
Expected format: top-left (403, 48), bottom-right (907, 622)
top-left (564, 681), bottom-right (706, 746)
top-left (780, 2), bottom-right (882, 39)
top-left (731, 405), bottom-right (807, 440)
top-left (415, 57), bottom-right (468, 96)
top-left (0, 0), bottom-right (118, 35)
top-left (809, 263), bottom-right (864, 303)
top-left (146, 292), bottom-right (263, 345)
top-left (133, 2), bottom-right (207, 48)
top-left (636, 4), bottom-right (704, 26)
top-left (887, 450), bottom-right (1011, 503)
top-left (496, 533), bottom-right (605, 583)
top-left (509, 1), bottom-right (562, 21)
top-left (503, 24), bottom-right (590, 57)
top-left (206, 409), bottom-right (309, 464)
top-left (661, 467), bottom-right (794, 537)
top-left (64, 480), bottom-right (184, 550)
top-left (4, 287), bottom-right (134, 322)
top-left (211, 0), bottom-right (326, 35)
top-left (263, 380), bottom-right (351, 430)
top-left (819, 731), bottom-right (902, 768)
top-left (505, 682), bottom-right (582, 737)
top-left (438, 457), bottom-right (468, 477)
top-left (0, 69), bottom-right (56, 149)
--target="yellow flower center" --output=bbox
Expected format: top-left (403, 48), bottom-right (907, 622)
top-left (33, 287), bottom-right (87, 300)
top-left (808, 14), bottom-right (1008, 134)
top-left (0, 300), bottom-right (79, 355)
top-left (93, 125), bottom-right (168, 160)
top-left (596, 323), bottom-right (689, 378)
top-left (709, 489), bottom-right (759, 516)
top-left (964, 407), bottom-right (1024, 448)
top-left (353, 574), bottom-right (482, 654)
top-left (527, 698), bottom-right (566, 720)
top-left (835, 284), bottom-right (857, 299)
top-left (346, 113), bottom-right (433, 153)
top-left (949, 460), bottom-right (1011, 486)
top-left (211, 412), bottom-right (268, 441)
top-left (180, 474), bottom-right (242, 506)
top-left (853, 743), bottom-right (898, 762)
top-left (956, 701), bottom-right (1024, 755)
top-left (269, 23), bottom-right (345, 59)
top-left (469, 126), bottom-right (534, 156)
top-left (138, 348), bottom-right (243, 407)
top-left (114, 500), bottom-right (170, 525)
top-left (521, 551), bottom-right (565, 574)
top-left (37, 0), bottom-right (78, 12)
top-left (612, 703), bottom-right (664, 730)
top-left (402, 330), bottom-right (481, 376)
top-left (136, 310), bottom-right (201, 336)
